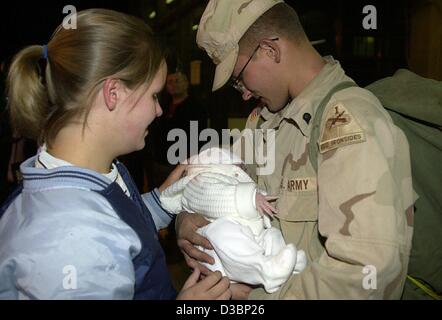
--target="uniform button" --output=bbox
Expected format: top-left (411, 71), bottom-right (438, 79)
top-left (303, 113), bottom-right (312, 124)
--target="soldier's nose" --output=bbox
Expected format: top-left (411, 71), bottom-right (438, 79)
top-left (242, 89), bottom-right (253, 101)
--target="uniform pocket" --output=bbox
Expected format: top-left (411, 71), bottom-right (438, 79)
top-left (276, 175), bottom-right (319, 222)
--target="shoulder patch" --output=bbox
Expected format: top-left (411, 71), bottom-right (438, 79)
top-left (319, 103), bottom-right (366, 153)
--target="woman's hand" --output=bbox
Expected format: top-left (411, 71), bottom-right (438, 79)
top-left (159, 164), bottom-right (188, 193)
top-left (177, 269), bottom-right (231, 300)
top-left (230, 283), bottom-right (253, 300)
top-left (176, 212), bottom-right (215, 274)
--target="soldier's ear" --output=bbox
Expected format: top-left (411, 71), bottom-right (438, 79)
top-left (259, 39), bottom-right (281, 63)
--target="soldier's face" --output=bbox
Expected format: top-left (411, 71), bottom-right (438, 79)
top-left (233, 50), bottom-right (290, 112)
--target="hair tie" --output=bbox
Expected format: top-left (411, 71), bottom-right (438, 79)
top-left (42, 45), bottom-right (49, 60)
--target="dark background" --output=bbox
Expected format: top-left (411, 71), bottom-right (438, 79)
top-left (0, 0), bottom-right (421, 120)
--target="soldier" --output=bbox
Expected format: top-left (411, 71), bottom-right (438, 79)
top-left (176, 0), bottom-right (415, 299)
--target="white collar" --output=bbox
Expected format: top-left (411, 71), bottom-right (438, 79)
top-left (36, 145), bottom-right (119, 183)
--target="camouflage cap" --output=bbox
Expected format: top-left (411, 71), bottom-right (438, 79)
top-left (197, 0), bottom-right (284, 91)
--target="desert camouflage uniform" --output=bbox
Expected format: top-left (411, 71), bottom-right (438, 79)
top-left (234, 57), bottom-right (414, 299)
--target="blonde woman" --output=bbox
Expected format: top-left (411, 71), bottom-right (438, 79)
top-left (0, 9), bottom-right (231, 300)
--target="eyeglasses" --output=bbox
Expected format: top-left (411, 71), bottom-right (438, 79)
top-left (229, 37), bottom-right (279, 94)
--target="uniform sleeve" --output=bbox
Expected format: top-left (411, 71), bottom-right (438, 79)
top-left (14, 205), bottom-right (141, 299)
top-left (249, 93), bottom-right (414, 299)
top-left (182, 172), bottom-right (258, 220)
top-left (142, 188), bottom-right (174, 231)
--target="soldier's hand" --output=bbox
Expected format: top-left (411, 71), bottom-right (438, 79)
top-left (177, 269), bottom-right (231, 300)
top-left (176, 212), bottom-right (215, 274)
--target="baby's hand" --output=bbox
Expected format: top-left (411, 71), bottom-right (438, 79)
top-left (255, 193), bottom-right (278, 218)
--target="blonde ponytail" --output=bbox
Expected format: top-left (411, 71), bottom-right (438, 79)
top-left (7, 45), bottom-right (49, 141)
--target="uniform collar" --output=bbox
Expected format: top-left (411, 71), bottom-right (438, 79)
top-left (260, 56), bottom-right (351, 136)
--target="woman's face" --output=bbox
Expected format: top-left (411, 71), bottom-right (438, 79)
top-left (116, 62), bottom-right (167, 154)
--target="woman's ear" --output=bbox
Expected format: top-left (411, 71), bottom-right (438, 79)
top-left (260, 39), bottom-right (281, 63)
top-left (102, 78), bottom-right (120, 111)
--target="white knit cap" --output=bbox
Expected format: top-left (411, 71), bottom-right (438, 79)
top-left (185, 147), bottom-right (243, 165)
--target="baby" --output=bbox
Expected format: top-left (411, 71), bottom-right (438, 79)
top-left (160, 147), bottom-right (306, 293)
